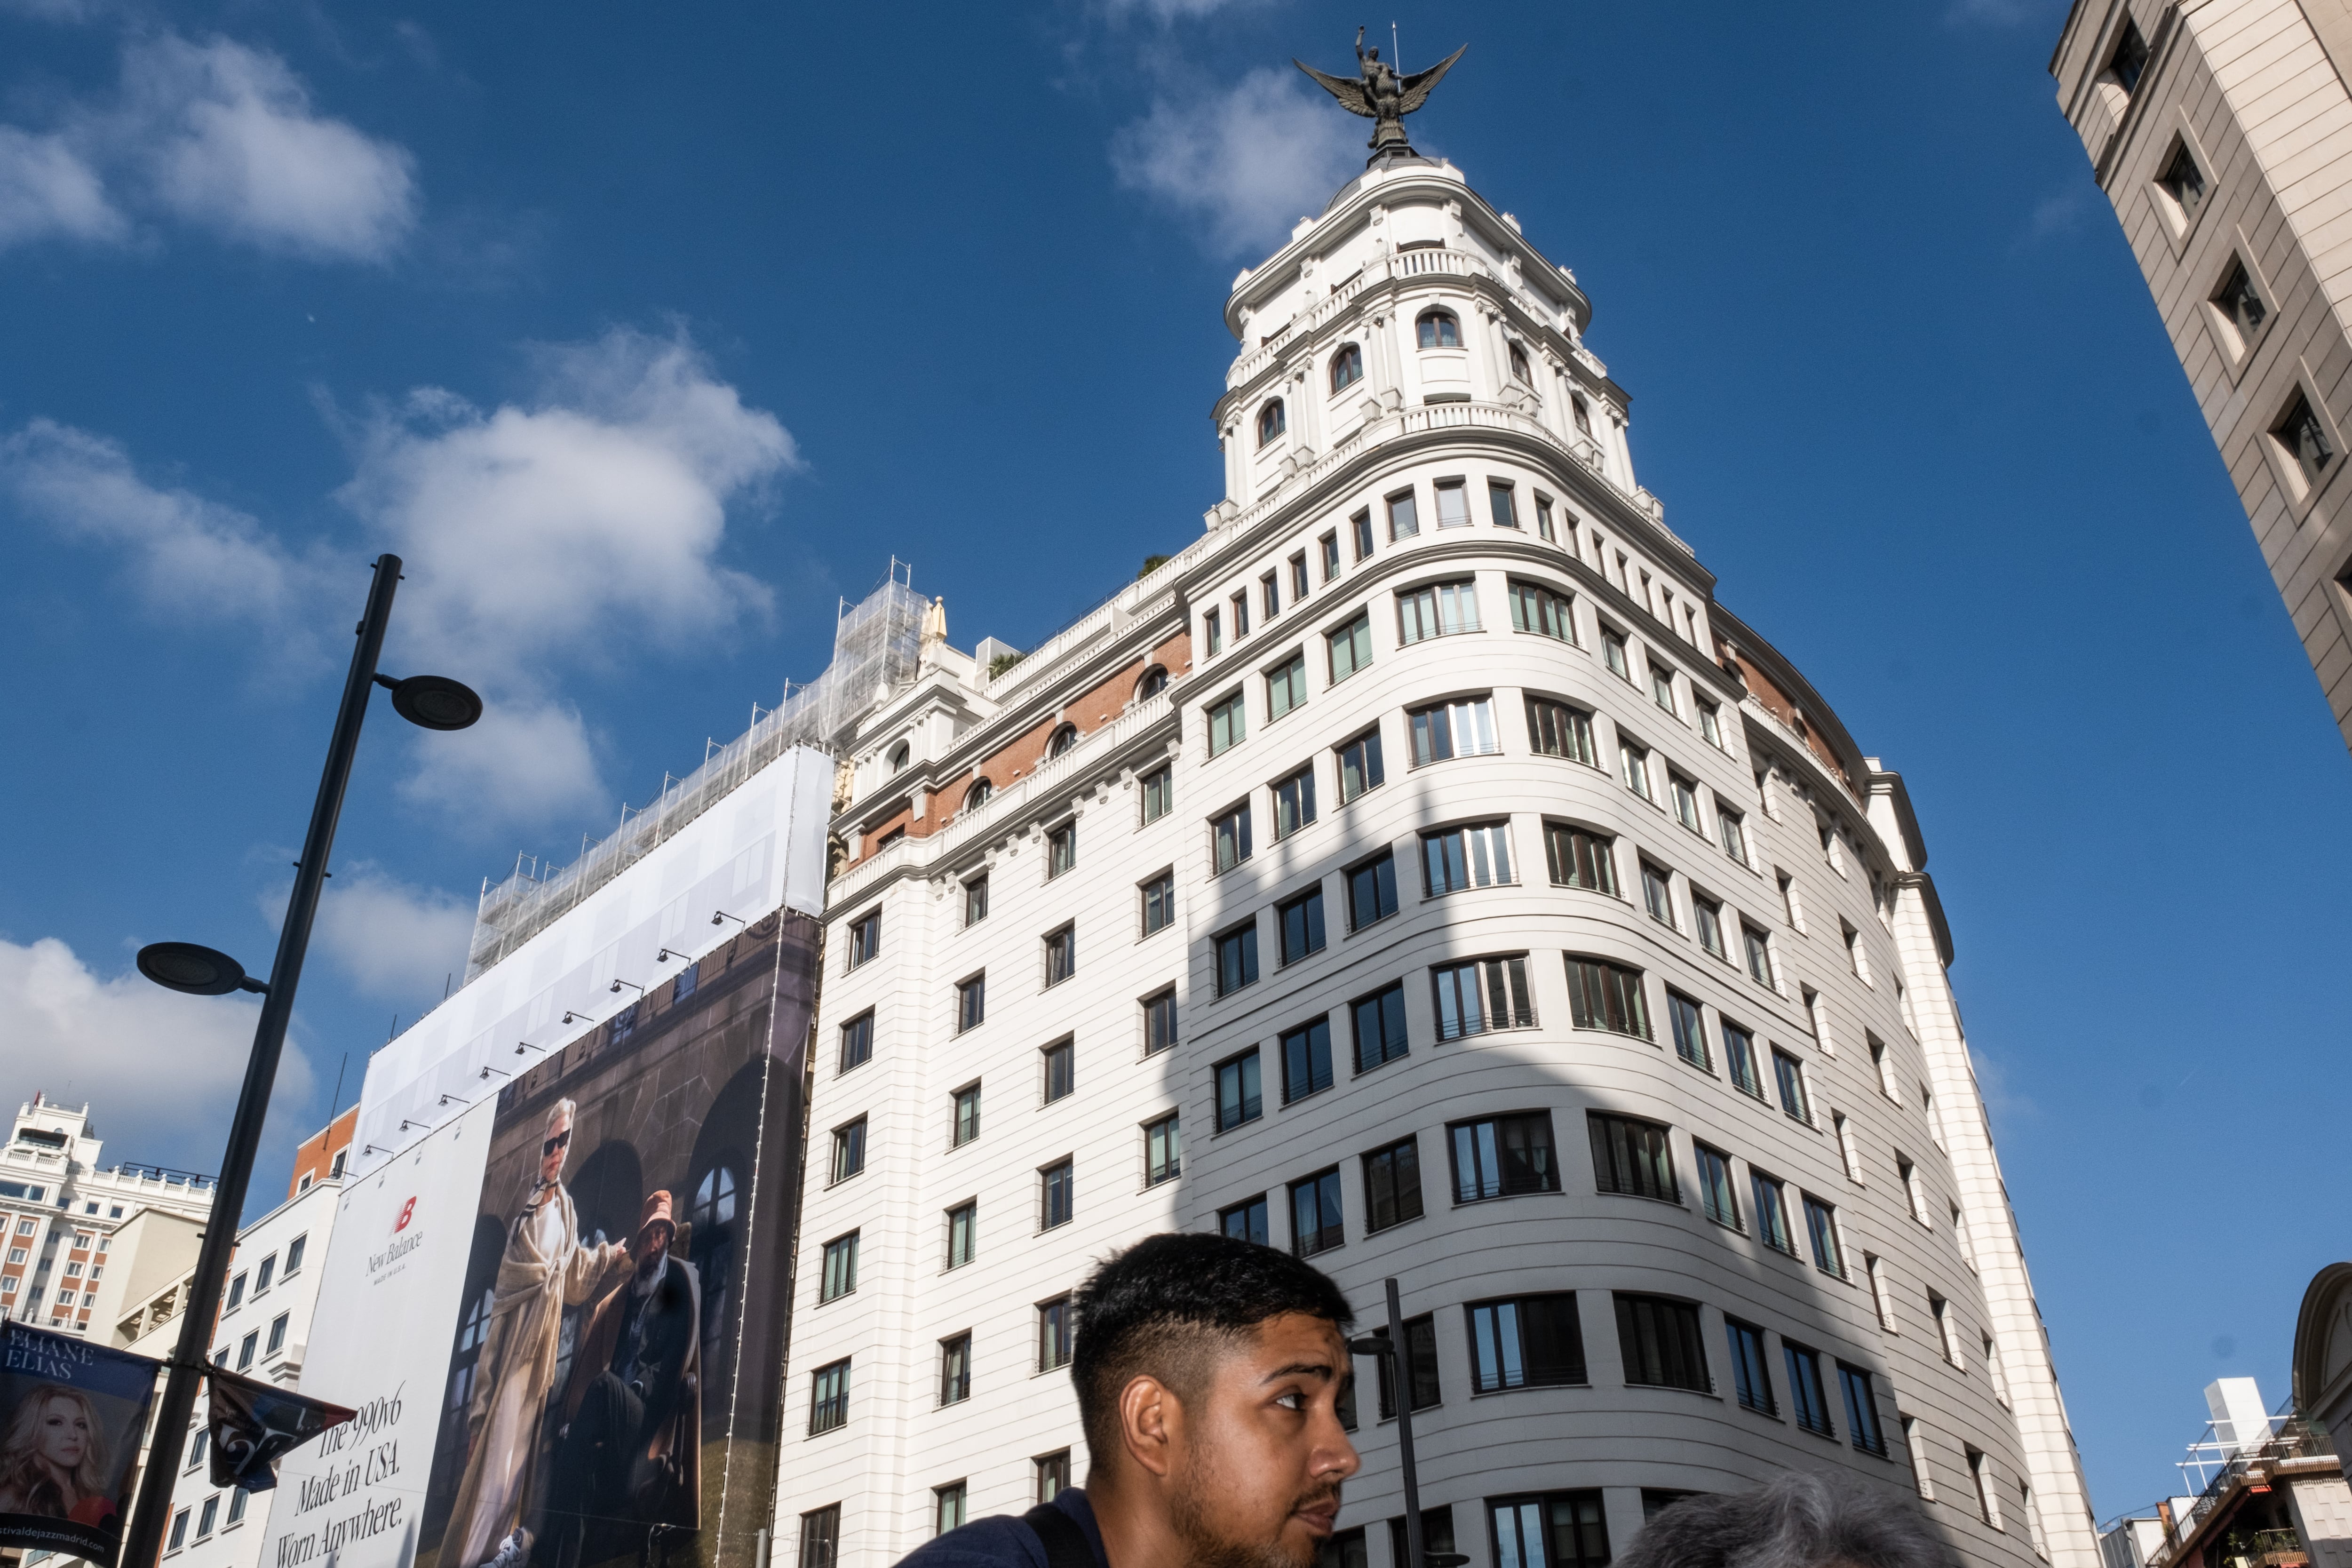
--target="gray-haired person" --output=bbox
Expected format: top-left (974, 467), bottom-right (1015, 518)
top-left (1619, 1471), bottom-right (1946, 1568)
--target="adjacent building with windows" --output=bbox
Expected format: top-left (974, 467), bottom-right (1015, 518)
top-left (773, 151), bottom-right (2094, 1567)
top-left (2050, 0), bottom-right (2352, 748)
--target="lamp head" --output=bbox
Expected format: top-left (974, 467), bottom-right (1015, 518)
top-left (380, 674), bottom-right (484, 732)
top-left (136, 942), bottom-right (265, 997)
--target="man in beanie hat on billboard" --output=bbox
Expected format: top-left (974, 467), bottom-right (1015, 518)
top-left (543, 1189), bottom-right (702, 1568)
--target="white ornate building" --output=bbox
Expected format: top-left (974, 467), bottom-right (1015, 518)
top-left (2050, 0), bottom-right (2352, 750)
top-left (771, 151), bottom-right (2096, 1568)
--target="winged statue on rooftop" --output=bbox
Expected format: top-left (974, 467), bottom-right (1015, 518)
top-left (1295, 28), bottom-right (1467, 163)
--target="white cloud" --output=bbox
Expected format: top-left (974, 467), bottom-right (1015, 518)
top-left (268, 862), bottom-right (476, 1003)
top-left (2016, 183), bottom-right (2094, 250)
top-left (1097, 0), bottom-right (1271, 19)
top-left (0, 127), bottom-right (124, 249)
top-left (0, 935), bottom-right (313, 1179)
top-left (0, 417), bottom-right (339, 664)
top-left (122, 35), bottom-right (418, 262)
top-left (1946, 0), bottom-right (2066, 26)
top-left (1109, 68), bottom-right (1363, 257)
top-left (393, 698), bottom-right (608, 827)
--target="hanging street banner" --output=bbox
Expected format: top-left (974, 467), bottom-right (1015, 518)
top-left (258, 907), bottom-right (820, 1568)
top-left (0, 1319), bottom-right (163, 1566)
top-left (207, 1362), bottom-right (357, 1493)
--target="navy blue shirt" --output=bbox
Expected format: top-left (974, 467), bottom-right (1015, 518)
top-left (895, 1488), bottom-right (1110, 1568)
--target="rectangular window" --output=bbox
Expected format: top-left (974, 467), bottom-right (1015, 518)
top-left (1363, 1137), bottom-right (1423, 1231)
top-left (1640, 861), bottom-right (1676, 928)
top-left (1423, 821), bottom-right (1513, 894)
top-left (1207, 691), bottom-right (1247, 756)
top-left (1141, 870), bottom-right (1176, 936)
top-left (1203, 607), bottom-right (1223, 656)
top-left (1347, 851), bottom-right (1399, 929)
top-left (1278, 886), bottom-right (1327, 964)
top-left (1619, 737), bottom-right (1652, 799)
top-left (1696, 1144), bottom-right (1741, 1229)
top-left (1039, 1296), bottom-right (1075, 1370)
top-left (1726, 1318), bottom-right (1775, 1414)
top-left (1669, 772), bottom-right (1700, 832)
top-left (1144, 1113), bottom-right (1182, 1186)
top-left (1450, 1112), bottom-right (1559, 1202)
top-left (839, 1011), bottom-right (874, 1071)
top-left (1267, 653), bottom-right (1309, 719)
top-left (1281, 1018), bottom-right (1335, 1102)
top-left (1724, 1022), bottom-right (1763, 1097)
top-left (1327, 612), bottom-right (1373, 683)
top-left (2276, 389), bottom-right (2337, 490)
top-left (1534, 493), bottom-right (1557, 541)
top-left (1490, 1495), bottom-right (1610, 1568)
top-left (1602, 628), bottom-right (1630, 679)
top-left (2215, 258), bottom-right (2268, 346)
top-left (1040, 1161), bottom-right (1075, 1229)
top-left (2109, 16), bottom-right (2149, 91)
top-left (1649, 662), bottom-right (1678, 716)
top-left (1431, 956), bottom-right (1534, 1041)
top-left (1216, 1051), bottom-right (1263, 1131)
top-left (1216, 922), bottom-right (1260, 995)
top-left (809, 1359), bottom-right (850, 1434)
top-left (953, 1083), bottom-right (981, 1146)
top-left (1785, 1343), bottom-right (1834, 1436)
top-left (1588, 1113), bottom-right (1677, 1202)
top-left (800, 1508), bottom-right (841, 1568)
top-left (1617, 1294), bottom-right (1709, 1391)
top-left (1373, 1315), bottom-right (1440, 1416)
top-left (1841, 1364), bottom-right (1887, 1455)
top-left (1544, 823), bottom-right (1617, 892)
top-left (1509, 581), bottom-right (1574, 640)
top-left (1042, 1039), bottom-right (1075, 1103)
top-left (228, 1489), bottom-right (248, 1524)
top-left (1773, 1050), bottom-right (1812, 1124)
top-left (1969, 1449), bottom-right (2002, 1527)
top-left (831, 1119), bottom-right (866, 1183)
top-left (1667, 991), bottom-right (1710, 1068)
top-left (1564, 955), bottom-right (1649, 1038)
top-left (1036, 1452), bottom-right (1073, 1506)
top-left (198, 1497), bottom-right (219, 1538)
top-left (1387, 488), bottom-right (1419, 540)
top-left (1434, 478), bottom-right (1470, 527)
top-left (1336, 728), bottom-right (1385, 801)
top-left (1233, 590), bottom-right (1250, 637)
top-left (1319, 533), bottom-right (1340, 581)
top-left (188, 1429), bottom-right (208, 1469)
top-left (171, 1510), bottom-right (190, 1551)
top-left (934, 1484), bottom-right (967, 1538)
top-left (946, 1202), bottom-right (976, 1268)
top-left (1488, 480), bottom-right (1519, 528)
top-left (1717, 808), bottom-right (1748, 863)
top-left (1273, 766), bottom-right (1317, 837)
top-left (1212, 802), bottom-right (1254, 872)
top-left (1409, 696), bottom-right (1499, 763)
top-left (1043, 924), bottom-right (1076, 987)
top-left (1351, 981), bottom-right (1409, 1071)
top-left (1752, 1171), bottom-right (1796, 1254)
top-left (956, 973), bottom-right (986, 1033)
top-left (1046, 821), bottom-right (1077, 878)
top-left (266, 1312), bottom-right (289, 1354)
top-left (1220, 1194), bottom-right (1270, 1246)
top-left (820, 1232), bottom-right (859, 1302)
top-left (1526, 697), bottom-right (1597, 764)
top-left (1290, 1167), bottom-right (1344, 1256)
top-left (1699, 699), bottom-right (1723, 748)
top-left (1141, 765), bottom-right (1173, 824)
top-left (1742, 924), bottom-right (1774, 987)
top-left (1144, 988), bottom-right (1179, 1054)
top-left (229, 1272), bottom-right (248, 1309)
top-left (848, 911), bottom-right (880, 968)
top-left (1351, 509), bottom-right (1375, 559)
top-left (1467, 1294), bottom-right (1586, 1391)
top-left (1804, 1194), bottom-right (1846, 1277)
top-left (1397, 580), bottom-right (1480, 642)
top-left (1290, 552), bottom-right (1310, 599)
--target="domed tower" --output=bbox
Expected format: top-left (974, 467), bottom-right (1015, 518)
top-left (780, 116), bottom-right (2095, 1568)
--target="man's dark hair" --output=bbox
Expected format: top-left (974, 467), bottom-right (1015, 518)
top-left (1619, 1471), bottom-right (1944, 1568)
top-left (1071, 1233), bottom-right (1353, 1463)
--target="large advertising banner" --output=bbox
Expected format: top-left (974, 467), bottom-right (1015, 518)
top-left (0, 1321), bottom-right (161, 1565)
top-left (264, 910), bottom-right (819, 1568)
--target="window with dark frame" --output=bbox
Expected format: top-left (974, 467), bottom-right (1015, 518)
top-left (1351, 981), bottom-right (1409, 1071)
top-left (1320, 533), bottom-right (1341, 582)
top-left (1208, 691), bottom-right (1247, 756)
top-left (1347, 851), bottom-right (1399, 929)
top-left (1220, 1194), bottom-right (1270, 1246)
top-left (1724, 1022), bottom-right (1764, 1097)
top-left (1785, 1341), bottom-right (1835, 1436)
top-left (1431, 955), bottom-right (1534, 1040)
top-left (1667, 992), bottom-right (1710, 1069)
top-left (1372, 1314), bottom-right (1440, 1415)
top-left (1804, 1194), bottom-right (1847, 1277)
top-left (1043, 924), bottom-right (1076, 987)
top-left (945, 1202), bottom-right (976, 1268)
top-left (1337, 728), bottom-right (1385, 802)
top-left (2159, 141), bottom-right (2206, 219)
top-left (1752, 1170), bottom-right (1796, 1255)
top-left (1488, 480), bottom-right (1519, 528)
top-left (1328, 612), bottom-right (1374, 684)
top-left (1397, 580), bottom-right (1479, 642)
top-left (1143, 988), bottom-right (1178, 1054)
top-left (2276, 389), bottom-right (2336, 489)
top-left (808, 1359), bottom-right (850, 1434)
top-left (1035, 1452), bottom-right (1073, 1505)
top-left (1363, 1136), bottom-right (1422, 1231)
top-left (839, 1011), bottom-right (874, 1072)
top-left (1040, 1161), bottom-right (1074, 1229)
top-left (1466, 1294), bottom-right (1585, 1391)
top-left (1588, 1113), bottom-right (1677, 1202)
top-left (2215, 258), bottom-right (2267, 346)
top-left (1281, 1017), bottom-right (1335, 1102)
top-left (1351, 509), bottom-right (1375, 560)
top-left (1267, 653), bottom-right (1309, 720)
top-left (1387, 488), bottom-right (1420, 540)
top-left (1408, 696), bottom-right (1499, 763)
top-left (1216, 922), bottom-right (1260, 995)
top-left (956, 973), bottom-right (986, 1033)
top-left (831, 1119), bottom-right (866, 1183)
top-left (1279, 886), bottom-right (1327, 964)
top-left (1509, 581), bottom-right (1573, 640)
top-left (1489, 1493), bottom-right (1609, 1568)
top-left (1423, 821), bottom-right (1513, 893)
top-left (1696, 1144), bottom-right (1741, 1230)
top-left (848, 911), bottom-right (880, 968)
top-left (1041, 1039), bottom-right (1075, 1103)
top-left (1039, 1296), bottom-right (1075, 1369)
top-left (1216, 1051), bottom-right (1263, 1131)
top-left (1617, 1294), bottom-right (1709, 1391)
top-left (1564, 955), bottom-right (1649, 1038)
top-left (1274, 766), bottom-right (1317, 837)
top-left (1048, 822), bottom-right (1076, 877)
top-left (1773, 1049), bottom-right (1812, 1124)
top-left (1841, 1363), bottom-right (1887, 1455)
top-left (1141, 765), bottom-right (1173, 824)
top-left (1450, 1111), bottom-right (1558, 1202)
top-left (963, 875), bottom-right (989, 926)
top-left (1545, 823), bottom-right (1617, 891)
top-left (1144, 1113), bottom-right (1182, 1186)
top-left (1726, 1318), bottom-right (1775, 1415)
top-left (1290, 1167), bottom-right (1344, 1255)
top-left (939, 1334), bottom-right (971, 1405)
top-left (1526, 698), bottom-right (1597, 765)
top-left (1213, 802), bottom-right (1254, 873)
top-left (799, 1507), bottom-right (841, 1568)
top-left (1141, 870), bottom-right (1176, 936)
top-left (2108, 17), bottom-right (2149, 92)
top-left (953, 1083), bottom-right (981, 1147)
top-left (1434, 478), bottom-right (1471, 528)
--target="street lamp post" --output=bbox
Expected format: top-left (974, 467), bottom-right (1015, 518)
top-left (1351, 1278), bottom-right (1468, 1568)
top-left (118, 553), bottom-right (478, 1568)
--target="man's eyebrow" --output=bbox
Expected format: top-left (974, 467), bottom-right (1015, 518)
top-left (1261, 1360), bottom-right (1338, 1383)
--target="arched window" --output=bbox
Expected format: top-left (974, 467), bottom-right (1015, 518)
top-left (963, 778), bottom-right (993, 813)
top-left (887, 741), bottom-right (910, 773)
top-left (1329, 344), bottom-right (1363, 394)
top-left (1257, 399), bottom-right (1287, 446)
top-left (1047, 724), bottom-right (1079, 758)
top-left (1417, 310), bottom-right (1460, 349)
top-left (1509, 343), bottom-right (1531, 382)
top-left (1571, 394), bottom-right (1593, 437)
top-left (1136, 666), bottom-right (1169, 700)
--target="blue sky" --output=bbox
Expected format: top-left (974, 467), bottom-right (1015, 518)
top-left (0, 0), bottom-right (2343, 1521)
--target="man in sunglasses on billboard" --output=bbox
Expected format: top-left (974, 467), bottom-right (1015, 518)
top-left (438, 1098), bottom-right (635, 1568)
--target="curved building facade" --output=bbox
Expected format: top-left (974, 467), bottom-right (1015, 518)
top-left (773, 153), bottom-right (2095, 1568)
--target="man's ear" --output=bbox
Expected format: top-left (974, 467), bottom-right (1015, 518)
top-left (1118, 1373), bottom-right (1180, 1480)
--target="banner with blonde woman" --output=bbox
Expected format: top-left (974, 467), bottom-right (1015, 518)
top-left (0, 1319), bottom-right (161, 1566)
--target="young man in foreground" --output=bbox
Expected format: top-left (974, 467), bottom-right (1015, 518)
top-left (898, 1233), bottom-right (1361, 1568)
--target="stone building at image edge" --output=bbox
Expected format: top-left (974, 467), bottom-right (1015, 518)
top-left (772, 151), bottom-right (2097, 1568)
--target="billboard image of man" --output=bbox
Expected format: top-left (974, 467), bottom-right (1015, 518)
top-left (544, 1189), bottom-right (700, 1568)
top-left (439, 1098), bottom-right (632, 1568)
